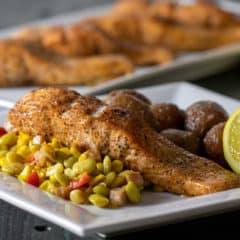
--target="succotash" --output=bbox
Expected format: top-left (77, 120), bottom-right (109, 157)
top-left (0, 128), bottom-right (145, 208)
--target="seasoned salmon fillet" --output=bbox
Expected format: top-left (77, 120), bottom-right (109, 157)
top-left (84, 14), bottom-right (240, 51)
top-left (0, 39), bottom-right (133, 87)
top-left (14, 24), bottom-right (173, 66)
top-left (8, 88), bottom-right (239, 196)
top-left (114, 0), bottom-right (240, 28)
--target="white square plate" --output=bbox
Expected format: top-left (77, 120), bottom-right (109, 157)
top-left (0, 2), bottom-right (240, 95)
top-left (0, 82), bottom-right (240, 237)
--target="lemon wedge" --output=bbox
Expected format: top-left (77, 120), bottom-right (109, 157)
top-left (223, 108), bottom-right (240, 174)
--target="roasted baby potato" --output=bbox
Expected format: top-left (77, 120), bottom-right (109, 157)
top-left (107, 89), bottom-right (151, 105)
top-left (104, 90), bottom-right (159, 130)
top-left (203, 122), bottom-right (228, 168)
top-left (184, 101), bottom-right (228, 137)
top-left (151, 103), bottom-right (184, 131)
top-left (161, 128), bottom-right (200, 154)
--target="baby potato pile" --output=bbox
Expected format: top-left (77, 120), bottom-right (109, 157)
top-left (0, 130), bottom-right (144, 208)
top-left (104, 90), bottom-right (229, 169)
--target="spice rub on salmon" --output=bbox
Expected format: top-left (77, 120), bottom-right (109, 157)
top-left (8, 88), bottom-right (239, 196)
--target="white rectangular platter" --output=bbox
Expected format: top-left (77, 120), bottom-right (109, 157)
top-left (0, 82), bottom-right (240, 237)
top-left (0, 2), bottom-right (240, 95)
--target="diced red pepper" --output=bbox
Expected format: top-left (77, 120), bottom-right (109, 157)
top-left (26, 172), bottom-right (40, 187)
top-left (0, 127), bottom-right (7, 137)
top-left (68, 172), bottom-right (91, 191)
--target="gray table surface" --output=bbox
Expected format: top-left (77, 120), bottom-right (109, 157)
top-left (0, 0), bottom-right (240, 239)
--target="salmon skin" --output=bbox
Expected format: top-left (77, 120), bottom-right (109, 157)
top-left (8, 88), bottom-right (239, 196)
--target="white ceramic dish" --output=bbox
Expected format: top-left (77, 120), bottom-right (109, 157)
top-left (1, 82), bottom-right (240, 237)
top-left (0, 3), bottom-right (240, 95)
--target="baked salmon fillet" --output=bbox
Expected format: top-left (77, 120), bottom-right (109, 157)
top-left (84, 14), bottom-right (240, 51)
top-left (114, 0), bottom-right (240, 28)
top-left (0, 39), bottom-right (133, 87)
top-left (14, 24), bottom-right (173, 66)
top-left (8, 88), bottom-right (239, 196)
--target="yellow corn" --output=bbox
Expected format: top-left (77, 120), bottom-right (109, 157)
top-left (54, 172), bottom-right (69, 186)
top-left (88, 194), bottom-right (109, 208)
top-left (0, 150), bottom-right (7, 158)
top-left (0, 132), bottom-right (17, 147)
top-left (6, 151), bottom-right (23, 163)
top-left (39, 180), bottom-right (56, 194)
top-left (78, 152), bottom-right (88, 161)
top-left (124, 181), bottom-right (141, 204)
top-left (46, 163), bottom-right (64, 176)
top-left (16, 145), bottom-right (31, 158)
top-left (17, 132), bottom-right (31, 146)
top-left (29, 143), bottom-right (40, 153)
top-left (96, 162), bottom-right (103, 173)
top-left (111, 175), bottom-right (126, 188)
top-left (0, 157), bottom-right (5, 167)
top-left (64, 168), bottom-right (76, 179)
top-left (89, 174), bottom-right (105, 186)
top-left (70, 189), bottom-right (85, 204)
top-left (105, 172), bottom-right (116, 187)
top-left (63, 156), bottom-right (77, 168)
top-left (48, 138), bottom-right (59, 148)
top-left (93, 184), bottom-right (110, 197)
top-left (70, 144), bottom-right (81, 157)
top-left (18, 165), bottom-right (32, 181)
top-left (0, 144), bottom-right (7, 151)
top-left (111, 160), bottom-right (123, 173)
top-left (49, 175), bottom-right (57, 184)
top-left (41, 144), bottom-right (55, 158)
top-left (2, 162), bottom-right (24, 175)
top-left (103, 156), bottom-right (111, 175)
top-left (72, 158), bottom-right (96, 175)
top-left (58, 147), bottom-right (71, 156)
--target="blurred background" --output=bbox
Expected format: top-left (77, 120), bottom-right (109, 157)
top-left (0, 0), bottom-right (115, 29)
top-left (0, 0), bottom-right (239, 29)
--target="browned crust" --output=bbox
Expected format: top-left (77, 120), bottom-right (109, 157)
top-left (8, 87), bottom-right (239, 196)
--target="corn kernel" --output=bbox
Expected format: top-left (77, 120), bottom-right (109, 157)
top-left (88, 194), bottom-right (109, 208)
top-left (89, 174), bottom-right (105, 186)
top-left (111, 160), bottom-right (123, 173)
top-left (72, 158), bottom-right (96, 175)
top-left (6, 151), bottom-right (23, 163)
top-left (39, 180), bottom-right (56, 194)
top-left (0, 132), bottom-right (17, 147)
top-left (46, 163), bottom-right (64, 176)
top-left (70, 189), bottom-right (85, 204)
top-left (54, 172), bottom-right (69, 186)
top-left (111, 175), bottom-right (126, 188)
top-left (70, 144), bottom-right (81, 157)
top-left (96, 162), bottom-right (103, 173)
top-left (93, 184), bottom-right (110, 197)
top-left (2, 162), bottom-right (24, 175)
top-left (63, 156), bottom-right (77, 168)
top-left (17, 132), bottom-right (31, 146)
top-left (16, 145), bottom-right (31, 158)
top-left (103, 156), bottom-right (111, 175)
top-left (78, 152), bottom-right (88, 161)
top-left (124, 181), bottom-right (141, 204)
top-left (18, 165), bottom-right (32, 181)
top-left (64, 168), bottom-right (76, 179)
top-left (105, 172), bottom-right (116, 187)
